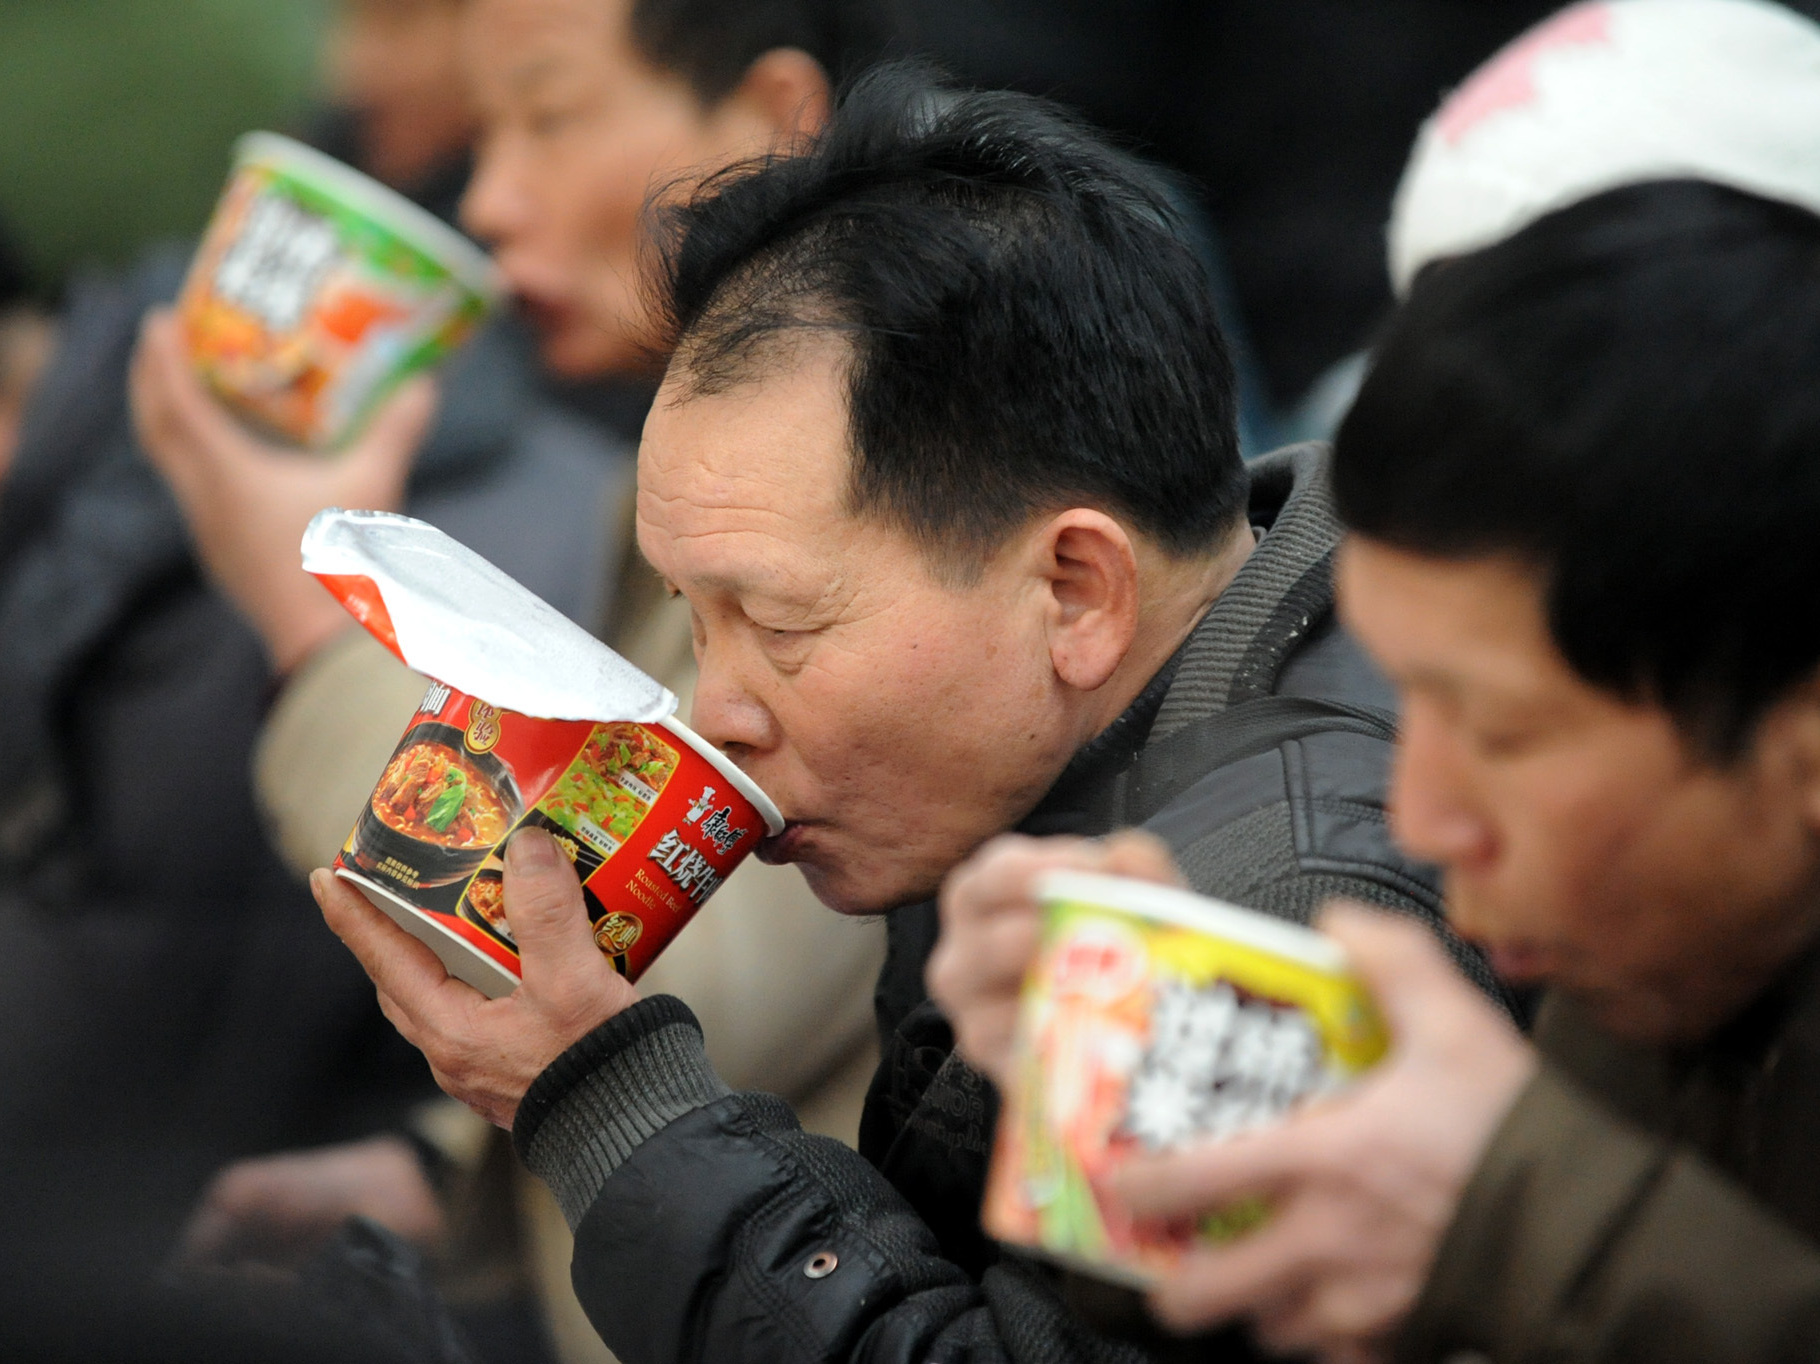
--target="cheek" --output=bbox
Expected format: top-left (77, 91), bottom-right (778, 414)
top-left (786, 608), bottom-right (1052, 788)
top-left (549, 147), bottom-right (646, 279)
top-left (1466, 751), bottom-right (1675, 942)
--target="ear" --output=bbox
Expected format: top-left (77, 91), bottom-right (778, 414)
top-left (1035, 509), bottom-right (1141, 693)
top-left (1769, 671), bottom-right (1820, 834)
top-left (724, 48), bottom-right (832, 143)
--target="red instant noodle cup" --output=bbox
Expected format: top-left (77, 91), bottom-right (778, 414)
top-left (302, 509), bottom-right (783, 997)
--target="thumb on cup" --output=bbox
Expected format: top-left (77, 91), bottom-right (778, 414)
top-left (1095, 829), bottom-right (1187, 888)
top-left (502, 828), bottom-right (605, 988)
top-left (130, 309), bottom-right (244, 482)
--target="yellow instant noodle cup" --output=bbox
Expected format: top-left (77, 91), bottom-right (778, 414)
top-left (982, 870), bottom-right (1389, 1287)
top-left (178, 132), bottom-right (503, 450)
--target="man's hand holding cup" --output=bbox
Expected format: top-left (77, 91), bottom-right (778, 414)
top-left (316, 827), bottom-right (638, 1129)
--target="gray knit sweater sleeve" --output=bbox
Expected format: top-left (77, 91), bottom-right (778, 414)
top-left (512, 995), bottom-right (730, 1227)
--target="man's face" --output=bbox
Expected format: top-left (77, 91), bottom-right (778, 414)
top-left (1338, 537), bottom-right (1820, 1043)
top-left (636, 342), bottom-right (1090, 914)
top-left (458, 0), bottom-right (780, 377)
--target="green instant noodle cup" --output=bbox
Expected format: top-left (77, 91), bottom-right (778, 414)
top-left (177, 132), bottom-right (504, 450)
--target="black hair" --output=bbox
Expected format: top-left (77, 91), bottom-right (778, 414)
top-left (630, 0), bottom-right (884, 104)
top-left (651, 63), bottom-right (1245, 575)
top-left (1335, 179), bottom-right (1820, 756)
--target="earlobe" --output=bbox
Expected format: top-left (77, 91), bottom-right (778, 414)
top-left (1042, 512), bottom-right (1140, 693)
top-left (1778, 678), bottom-right (1820, 831)
top-left (731, 48), bottom-right (832, 142)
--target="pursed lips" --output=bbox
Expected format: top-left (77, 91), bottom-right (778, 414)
top-left (756, 819), bottom-right (813, 865)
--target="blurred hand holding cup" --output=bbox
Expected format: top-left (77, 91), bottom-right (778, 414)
top-left (982, 871), bottom-right (1389, 1287)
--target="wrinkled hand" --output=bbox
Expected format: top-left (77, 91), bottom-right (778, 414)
top-left (315, 828), bottom-right (639, 1128)
top-left (1110, 905), bottom-right (1538, 1361)
top-left (929, 830), bottom-right (1184, 1090)
top-left (129, 308), bottom-right (436, 672)
top-left (178, 1135), bottom-right (445, 1271)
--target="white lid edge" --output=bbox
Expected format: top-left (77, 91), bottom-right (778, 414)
top-left (1035, 870), bottom-right (1351, 975)
top-left (658, 716), bottom-right (786, 836)
top-left (338, 867), bottom-right (521, 998)
top-left (234, 131), bottom-right (504, 304)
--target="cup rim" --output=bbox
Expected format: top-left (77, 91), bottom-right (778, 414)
top-left (233, 131), bottom-right (504, 305)
top-left (1036, 870), bottom-right (1351, 975)
top-left (657, 715), bottom-right (786, 836)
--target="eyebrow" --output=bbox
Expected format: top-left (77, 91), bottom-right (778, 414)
top-left (1394, 662), bottom-right (1473, 705)
top-left (634, 542), bottom-right (764, 601)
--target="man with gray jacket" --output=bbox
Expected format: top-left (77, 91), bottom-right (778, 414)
top-left (322, 68), bottom-right (1504, 1362)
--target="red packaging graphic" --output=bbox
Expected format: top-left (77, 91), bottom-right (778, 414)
top-left (339, 681), bottom-right (776, 994)
top-left (303, 509), bottom-right (781, 997)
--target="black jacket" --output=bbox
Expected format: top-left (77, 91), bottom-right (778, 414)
top-left (514, 446), bottom-right (1500, 1363)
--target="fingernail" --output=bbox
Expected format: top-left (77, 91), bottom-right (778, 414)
top-left (308, 868), bottom-right (330, 905)
top-left (508, 828), bottom-right (561, 873)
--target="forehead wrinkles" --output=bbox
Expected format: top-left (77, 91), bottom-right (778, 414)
top-left (635, 450), bottom-right (851, 589)
top-left (635, 486), bottom-right (864, 624)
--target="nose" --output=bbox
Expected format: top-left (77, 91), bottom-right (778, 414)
top-left (459, 132), bottom-right (526, 248)
top-left (686, 636), bottom-right (782, 764)
top-left (1387, 700), bottom-right (1497, 872)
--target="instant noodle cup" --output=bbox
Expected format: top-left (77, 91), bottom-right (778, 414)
top-left (982, 871), bottom-right (1389, 1287)
top-left (302, 508), bottom-right (783, 997)
top-left (178, 132), bottom-right (503, 450)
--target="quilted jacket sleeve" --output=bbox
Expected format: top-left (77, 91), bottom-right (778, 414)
top-left (515, 997), bottom-right (1153, 1364)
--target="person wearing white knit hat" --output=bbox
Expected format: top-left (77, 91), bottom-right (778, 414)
top-left (1389, 0), bottom-right (1820, 293)
top-left (1280, 0), bottom-right (1820, 444)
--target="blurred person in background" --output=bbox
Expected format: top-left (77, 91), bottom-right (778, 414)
top-left (931, 2), bottom-right (1820, 1357)
top-left (882, 0), bottom-right (1568, 440)
top-left (886, 0), bottom-right (1820, 443)
top-left (132, 2), bottom-right (888, 1360)
top-left (0, 0), bottom-right (625, 1332)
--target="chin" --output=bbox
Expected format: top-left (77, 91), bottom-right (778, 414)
top-left (538, 333), bottom-right (615, 380)
top-left (797, 858), bottom-right (934, 918)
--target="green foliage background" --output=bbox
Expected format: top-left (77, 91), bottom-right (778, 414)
top-left (0, 0), bottom-right (329, 292)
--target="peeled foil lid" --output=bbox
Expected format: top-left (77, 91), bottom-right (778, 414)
top-left (302, 508), bottom-right (676, 723)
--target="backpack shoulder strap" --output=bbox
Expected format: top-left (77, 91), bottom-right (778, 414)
top-left (1115, 694), bottom-right (1397, 827)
